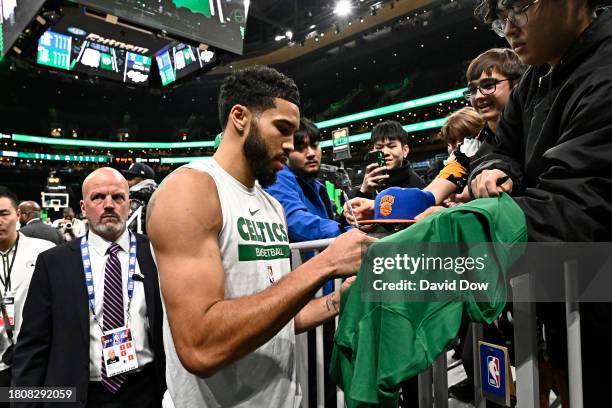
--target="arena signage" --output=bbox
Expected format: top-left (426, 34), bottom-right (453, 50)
top-left (85, 33), bottom-right (149, 54)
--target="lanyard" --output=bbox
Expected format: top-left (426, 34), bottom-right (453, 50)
top-left (80, 233), bottom-right (137, 331)
top-left (0, 234), bottom-right (19, 292)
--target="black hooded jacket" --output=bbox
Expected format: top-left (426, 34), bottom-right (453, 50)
top-left (470, 8), bottom-right (612, 242)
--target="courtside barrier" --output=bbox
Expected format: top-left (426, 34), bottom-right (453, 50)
top-left (290, 239), bottom-right (584, 408)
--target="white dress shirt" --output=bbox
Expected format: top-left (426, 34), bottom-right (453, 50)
top-left (0, 233), bottom-right (54, 372)
top-left (86, 229), bottom-right (153, 381)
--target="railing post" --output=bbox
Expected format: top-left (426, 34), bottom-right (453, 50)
top-left (418, 367), bottom-right (433, 408)
top-left (315, 287), bottom-right (325, 408)
top-left (432, 351), bottom-right (448, 408)
top-left (291, 248), bottom-right (309, 408)
top-left (472, 323), bottom-right (485, 408)
top-left (564, 260), bottom-right (583, 408)
top-left (511, 273), bottom-right (539, 408)
top-left (334, 278), bottom-right (345, 408)
top-left (313, 249), bottom-right (325, 408)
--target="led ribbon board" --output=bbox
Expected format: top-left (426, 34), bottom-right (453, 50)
top-left (12, 134), bottom-right (215, 149)
top-left (316, 89), bottom-right (467, 129)
top-left (1, 150), bottom-right (109, 162)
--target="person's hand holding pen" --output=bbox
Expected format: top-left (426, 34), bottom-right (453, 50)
top-left (343, 197), bottom-right (375, 226)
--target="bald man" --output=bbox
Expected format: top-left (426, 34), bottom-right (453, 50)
top-left (18, 201), bottom-right (64, 245)
top-left (12, 168), bottom-right (166, 408)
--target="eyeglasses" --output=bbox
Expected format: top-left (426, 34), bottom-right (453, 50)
top-left (491, 0), bottom-right (541, 37)
top-left (463, 78), bottom-right (512, 101)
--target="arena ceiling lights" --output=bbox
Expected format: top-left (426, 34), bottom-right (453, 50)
top-left (9, 87), bottom-right (466, 151)
top-left (315, 88), bottom-right (467, 129)
top-left (333, 1), bottom-right (353, 17)
top-left (11, 134), bottom-right (215, 149)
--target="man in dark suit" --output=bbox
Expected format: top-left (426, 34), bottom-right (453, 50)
top-left (12, 168), bottom-right (165, 407)
top-left (17, 201), bottom-right (63, 245)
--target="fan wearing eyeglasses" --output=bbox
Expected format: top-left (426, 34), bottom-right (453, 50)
top-left (399, 48), bottom-right (525, 217)
top-left (421, 48), bottom-right (526, 206)
top-left (463, 49), bottom-right (524, 135)
top-left (469, 1), bottom-right (612, 406)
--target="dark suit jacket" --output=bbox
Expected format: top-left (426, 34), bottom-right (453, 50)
top-left (11, 233), bottom-right (166, 407)
top-left (19, 220), bottom-right (64, 245)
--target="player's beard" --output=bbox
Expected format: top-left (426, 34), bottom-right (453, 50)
top-left (243, 122), bottom-right (278, 188)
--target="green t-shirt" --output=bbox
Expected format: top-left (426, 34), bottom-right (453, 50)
top-left (330, 194), bottom-right (527, 407)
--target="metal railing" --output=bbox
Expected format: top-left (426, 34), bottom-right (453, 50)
top-left (290, 238), bottom-right (584, 408)
top-left (290, 238), bottom-right (341, 408)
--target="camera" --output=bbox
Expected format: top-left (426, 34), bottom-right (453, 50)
top-left (319, 164), bottom-right (353, 190)
top-left (64, 222), bottom-right (72, 230)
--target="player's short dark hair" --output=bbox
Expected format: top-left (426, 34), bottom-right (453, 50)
top-left (475, 0), bottom-right (605, 23)
top-left (218, 65), bottom-right (300, 129)
top-left (370, 120), bottom-right (409, 146)
top-left (294, 118), bottom-right (321, 150)
top-left (0, 186), bottom-right (18, 209)
top-left (466, 48), bottom-right (527, 83)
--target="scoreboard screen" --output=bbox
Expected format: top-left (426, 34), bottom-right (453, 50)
top-left (155, 42), bottom-right (217, 86)
top-left (37, 30), bottom-right (152, 85)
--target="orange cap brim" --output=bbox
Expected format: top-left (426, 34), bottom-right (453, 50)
top-left (357, 219), bottom-right (416, 225)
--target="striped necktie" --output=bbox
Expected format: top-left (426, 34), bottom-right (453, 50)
top-left (101, 243), bottom-right (127, 393)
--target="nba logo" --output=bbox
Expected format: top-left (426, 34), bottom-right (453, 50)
top-left (267, 265), bottom-right (275, 284)
top-left (487, 356), bottom-right (501, 388)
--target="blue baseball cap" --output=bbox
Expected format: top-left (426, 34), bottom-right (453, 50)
top-left (360, 187), bottom-right (435, 224)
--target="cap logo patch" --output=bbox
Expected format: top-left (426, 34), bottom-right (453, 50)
top-left (379, 195), bottom-right (395, 217)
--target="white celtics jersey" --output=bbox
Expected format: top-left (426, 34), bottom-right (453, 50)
top-left (161, 158), bottom-right (300, 408)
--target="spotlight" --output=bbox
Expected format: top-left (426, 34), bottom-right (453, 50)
top-left (334, 1), bottom-right (352, 17)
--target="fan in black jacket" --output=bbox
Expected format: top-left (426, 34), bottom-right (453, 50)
top-left (469, 2), bottom-right (612, 405)
top-left (351, 120), bottom-right (425, 199)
